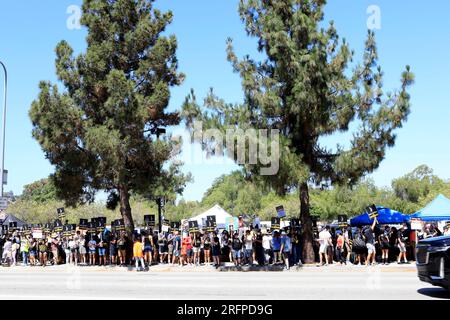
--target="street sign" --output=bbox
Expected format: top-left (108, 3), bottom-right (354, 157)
top-left (0, 197), bottom-right (8, 210)
top-left (2, 170), bottom-right (7, 185)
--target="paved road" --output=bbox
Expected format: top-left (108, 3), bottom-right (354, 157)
top-left (0, 265), bottom-right (448, 300)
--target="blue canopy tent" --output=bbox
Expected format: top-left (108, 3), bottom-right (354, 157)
top-left (350, 207), bottom-right (410, 227)
top-left (410, 194), bottom-right (450, 222)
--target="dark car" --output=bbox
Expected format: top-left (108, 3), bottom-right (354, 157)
top-left (416, 235), bottom-right (450, 291)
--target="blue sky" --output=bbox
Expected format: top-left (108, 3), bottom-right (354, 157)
top-left (0, 0), bottom-right (449, 202)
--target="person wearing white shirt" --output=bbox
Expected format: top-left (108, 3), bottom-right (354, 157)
top-left (316, 226), bottom-right (332, 266)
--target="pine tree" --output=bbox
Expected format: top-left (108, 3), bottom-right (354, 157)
top-left (182, 0), bottom-right (414, 263)
top-left (29, 0), bottom-right (189, 235)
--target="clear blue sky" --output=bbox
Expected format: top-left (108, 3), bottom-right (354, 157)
top-left (0, 0), bottom-right (449, 202)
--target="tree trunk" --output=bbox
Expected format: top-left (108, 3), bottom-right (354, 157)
top-left (119, 185), bottom-right (134, 238)
top-left (299, 182), bottom-right (315, 264)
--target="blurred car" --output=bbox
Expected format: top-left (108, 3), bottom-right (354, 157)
top-left (416, 235), bottom-right (450, 291)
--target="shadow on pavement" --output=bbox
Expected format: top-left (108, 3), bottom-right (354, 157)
top-left (417, 288), bottom-right (450, 299)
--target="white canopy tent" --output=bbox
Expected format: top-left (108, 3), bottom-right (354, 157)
top-left (190, 204), bottom-right (233, 228)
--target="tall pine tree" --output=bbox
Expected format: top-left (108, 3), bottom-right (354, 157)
top-left (29, 0), bottom-right (189, 234)
top-left (182, 0), bottom-right (414, 263)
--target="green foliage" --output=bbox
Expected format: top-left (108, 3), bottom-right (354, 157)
top-left (182, 0), bottom-right (414, 262)
top-left (392, 165), bottom-right (444, 203)
top-left (20, 178), bottom-right (57, 203)
top-left (28, 0), bottom-right (190, 231)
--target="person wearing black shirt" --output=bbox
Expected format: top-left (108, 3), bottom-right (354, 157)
top-left (231, 233), bottom-right (242, 266)
top-left (364, 217), bottom-right (378, 266)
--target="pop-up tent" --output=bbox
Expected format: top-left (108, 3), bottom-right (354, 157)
top-left (350, 207), bottom-right (409, 227)
top-left (190, 204), bottom-right (233, 228)
top-left (411, 194), bottom-right (450, 221)
top-left (1, 214), bottom-right (27, 228)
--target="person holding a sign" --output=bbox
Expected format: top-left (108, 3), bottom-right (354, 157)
top-left (29, 238), bottom-right (37, 266)
top-left (38, 240), bottom-right (48, 267)
top-left (231, 233), bottom-right (243, 266)
top-left (363, 217), bottom-right (378, 266)
top-left (212, 235), bottom-right (221, 268)
top-left (203, 234), bottom-right (211, 265)
top-left (142, 232), bottom-right (154, 267)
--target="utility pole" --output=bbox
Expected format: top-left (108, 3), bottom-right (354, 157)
top-left (0, 61), bottom-right (7, 199)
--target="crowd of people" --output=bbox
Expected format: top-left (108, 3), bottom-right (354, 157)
top-left (315, 218), bottom-right (450, 267)
top-left (1, 220), bottom-right (448, 270)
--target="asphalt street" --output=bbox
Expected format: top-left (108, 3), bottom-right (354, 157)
top-left (0, 265), bottom-right (448, 300)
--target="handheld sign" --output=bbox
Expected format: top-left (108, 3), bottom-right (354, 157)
top-left (338, 215), bottom-right (348, 227)
top-left (276, 205), bottom-right (286, 218)
top-left (62, 225), bottom-right (71, 237)
top-left (1, 225), bottom-right (8, 233)
top-left (115, 219), bottom-right (125, 231)
top-left (8, 222), bottom-right (17, 229)
top-left (171, 222), bottom-right (180, 230)
top-left (271, 217), bottom-right (281, 231)
top-left (207, 215), bottom-right (217, 226)
top-left (96, 220), bottom-right (105, 232)
top-left (189, 220), bottom-right (199, 233)
top-left (54, 219), bottom-right (63, 233)
top-left (44, 223), bottom-right (52, 234)
top-left (144, 215), bottom-right (156, 227)
top-left (365, 205), bottom-right (379, 220)
top-left (87, 222), bottom-right (96, 234)
top-left (290, 218), bottom-right (300, 228)
top-left (57, 207), bottom-right (65, 218)
top-left (204, 219), bottom-right (215, 233)
top-left (79, 219), bottom-right (88, 230)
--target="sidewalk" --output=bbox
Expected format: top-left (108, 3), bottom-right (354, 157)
top-left (0, 262), bottom-right (417, 273)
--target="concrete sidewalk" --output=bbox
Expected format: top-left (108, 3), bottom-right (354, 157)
top-left (0, 262), bottom-right (417, 273)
